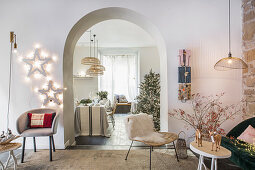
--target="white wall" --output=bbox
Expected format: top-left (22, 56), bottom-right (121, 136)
top-left (139, 47), bottom-right (160, 80)
top-left (73, 46), bottom-right (98, 100)
top-left (0, 0), bottom-right (242, 149)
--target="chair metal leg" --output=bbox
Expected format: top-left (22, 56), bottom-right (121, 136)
top-left (33, 137), bottom-right (36, 152)
top-left (49, 136), bottom-right (52, 161)
top-left (51, 136), bottom-right (56, 152)
top-left (173, 141), bottom-right (179, 162)
top-left (21, 137), bottom-right (26, 163)
top-left (125, 141), bottom-right (133, 160)
top-left (150, 146), bottom-right (152, 170)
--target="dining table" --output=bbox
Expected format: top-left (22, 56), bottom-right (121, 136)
top-left (74, 104), bottom-right (109, 137)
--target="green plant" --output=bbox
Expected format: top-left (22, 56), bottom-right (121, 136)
top-left (97, 91), bottom-right (108, 100)
top-left (80, 98), bottom-right (92, 104)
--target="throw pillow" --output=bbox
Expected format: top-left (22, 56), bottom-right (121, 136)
top-left (28, 113), bottom-right (56, 128)
top-left (237, 125), bottom-right (255, 144)
top-left (119, 95), bottom-right (128, 103)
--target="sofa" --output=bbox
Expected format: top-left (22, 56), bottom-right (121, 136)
top-left (221, 117), bottom-right (255, 170)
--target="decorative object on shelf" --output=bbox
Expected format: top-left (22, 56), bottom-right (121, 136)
top-left (23, 48), bottom-right (51, 77)
top-left (79, 98), bottom-right (92, 106)
top-left (97, 91), bottom-right (108, 100)
top-left (38, 80), bottom-right (63, 106)
top-left (169, 93), bottom-right (246, 137)
top-left (135, 69), bottom-right (160, 131)
top-left (195, 126), bottom-right (203, 147)
top-left (209, 131), bottom-right (222, 152)
top-left (86, 34), bottom-right (105, 76)
top-left (81, 31), bottom-right (100, 65)
top-left (176, 131), bottom-right (188, 159)
top-left (178, 49), bottom-right (191, 102)
top-left (214, 0), bottom-right (248, 70)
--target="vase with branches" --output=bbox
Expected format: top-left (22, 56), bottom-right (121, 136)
top-left (169, 93), bottom-right (245, 138)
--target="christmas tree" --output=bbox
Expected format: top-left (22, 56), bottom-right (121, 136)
top-left (136, 69), bottom-right (160, 131)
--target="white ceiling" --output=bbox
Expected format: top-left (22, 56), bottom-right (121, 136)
top-left (77, 19), bottom-right (156, 48)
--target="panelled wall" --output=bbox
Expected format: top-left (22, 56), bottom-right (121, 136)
top-left (242, 0), bottom-right (255, 118)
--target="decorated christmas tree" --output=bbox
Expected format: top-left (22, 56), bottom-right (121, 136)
top-left (136, 69), bottom-right (160, 131)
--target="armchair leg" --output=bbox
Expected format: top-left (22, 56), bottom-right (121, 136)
top-left (33, 137), bottom-right (36, 152)
top-left (125, 141), bottom-right (133, 160)
top-left (51, 136), bottom-right (56, 152)
top-left (150, 146), bottom-right (152, 170)
top-left (173, 141), bottom-right (179, 162)
top-left (49, 136), bottom-right (52, 161)
top-left (21, 137), bottom-right (26, 163)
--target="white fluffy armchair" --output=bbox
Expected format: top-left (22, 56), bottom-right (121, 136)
top-left (124, 113), bottom-right (179, 169)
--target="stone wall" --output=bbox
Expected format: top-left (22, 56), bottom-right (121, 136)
top-left (243, 0), bottom-right (255, 118)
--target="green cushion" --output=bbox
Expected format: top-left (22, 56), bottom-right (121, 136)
top-left (227, 117), bottom-right (255, 138)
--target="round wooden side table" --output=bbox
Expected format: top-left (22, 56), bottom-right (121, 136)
top-left (0, 143), bottom-right (22, 170)
top-left (190, 140), bottom-right (231, 170)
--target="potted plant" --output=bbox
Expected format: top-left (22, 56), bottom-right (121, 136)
top-left (97, 91), bottom-right (108, 100)
top-left (80, 98), bottom-right (92, 106)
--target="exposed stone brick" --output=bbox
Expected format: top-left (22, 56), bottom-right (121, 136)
top-left (243, 22), bottom-right (255, 41)
top-left (248, 103), bottom-right (255, 114)
top-left (244, 49), bottom-right (255, 62)
top-left (246, 77), bottom-right (255, 87)
top-left (243, 10), bottom-right (255, 22)
top-left (244, 89), bottom-right (255, 95)
top-left (246, 95), bottom-right (255, 102)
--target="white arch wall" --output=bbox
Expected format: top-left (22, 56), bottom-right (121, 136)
top-left (0, 0), bottom-right (242, 149)
top-left (63, 7), bottom-right (168, 145)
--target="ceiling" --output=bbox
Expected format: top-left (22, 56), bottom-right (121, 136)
top-left (77, 19), bottom-right (156, 48)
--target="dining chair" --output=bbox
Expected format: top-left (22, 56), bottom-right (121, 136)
top-left (16, 108), bottom-right (59, 163)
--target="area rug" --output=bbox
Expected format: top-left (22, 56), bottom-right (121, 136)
top-left (17, 149), bottom-right (198, 170)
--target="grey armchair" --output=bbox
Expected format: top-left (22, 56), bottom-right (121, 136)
top-left (16, 108), bottom-right (59, 163)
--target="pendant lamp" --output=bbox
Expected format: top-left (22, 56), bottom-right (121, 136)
top-left (87, 35), bottom-right (105, 76)
top-left (81, 31), bottom-right (100, 65)
top-left (214, 0), bottom-right (248, 71)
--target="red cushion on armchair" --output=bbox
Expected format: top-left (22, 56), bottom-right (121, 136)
top-left (28, 113), bottom-right (56, 128)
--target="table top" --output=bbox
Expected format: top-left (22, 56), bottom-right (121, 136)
top-left (0, 143), bottom-right (22, 154)
top-left (190, 140), bottom-right (231, 159)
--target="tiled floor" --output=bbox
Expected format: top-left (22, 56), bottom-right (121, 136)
top-left (75, 113), bottom-right (146, 146)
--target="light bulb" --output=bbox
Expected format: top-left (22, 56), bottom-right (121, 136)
top-left (34, 88), bottom-right (39, 93)
top-left (34, 44), bottom-right (41, 49)
top-left (59, 94), bottom-right (63, 100)
top-left (13, 49), bottom-right (17, 53)
top-left (228, 59), bottom-right (232, 64)
top-left (52, 56), bottom-right (57, 61)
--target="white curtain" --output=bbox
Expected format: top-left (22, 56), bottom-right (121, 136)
top-left (99, 55), bottom-right (138, 102)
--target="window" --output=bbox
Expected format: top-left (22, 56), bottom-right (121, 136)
top-left (99, 52), bottom-right (139, 102)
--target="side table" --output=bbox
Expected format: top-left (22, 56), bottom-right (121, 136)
top-left (0, 143), bottom-right (22, 170)
top-left (190, 140), bottom-right (231, 170)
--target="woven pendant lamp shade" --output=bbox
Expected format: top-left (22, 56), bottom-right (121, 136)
top-left (214, 53), bottom-right (248, 71)
top-left (214, 0), bottom-right (248, 71)
top-left (81, 57), bottom-right (100, 65)
top-left (86, 67), bottom-right (104, 76)
top-left (89, 64), bottom-right (105, 71)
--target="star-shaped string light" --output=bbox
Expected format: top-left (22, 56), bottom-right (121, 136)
top-left (23, 48), bottom-right (51, 77)
top-left (38, 80), bottom-right (63, 106)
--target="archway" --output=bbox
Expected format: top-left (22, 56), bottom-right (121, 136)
top-left (63, 7), bottom-right (168, 146)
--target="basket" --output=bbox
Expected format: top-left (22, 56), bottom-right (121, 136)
top-left (176, 131), bottom-right (188, 159)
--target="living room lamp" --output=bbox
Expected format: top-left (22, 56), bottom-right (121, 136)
top-left (214, 0), bottom-right (248, 71)
top-left (81, 31), bottom-right (100, 65)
